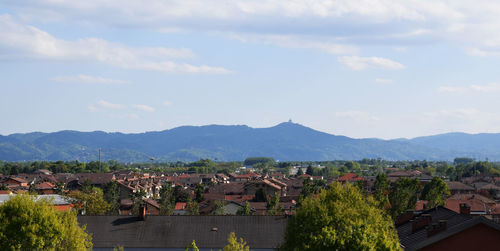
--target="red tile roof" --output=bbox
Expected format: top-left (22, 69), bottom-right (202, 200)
top-left (37, 182), bottom-right (55, 190)
top-left (175, 202), bottom-right (186, 210)
top-left (337, 173), bottom-right (363, 181)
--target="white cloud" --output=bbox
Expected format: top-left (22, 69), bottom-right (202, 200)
top-left (337, 56), bottom-right (405, 70)
top-left (438, 83), bottom-right (500, 93)
top-left (51, 74), bottom-right (129, 84)
top-left (375, 78), bottom-right (393, 84)
top-left (162, 100), bottom-right (173, 107)
top-left (229, 33), bottom-right (358, 55)
top-left (470, 83), bottom-right (500, 92)
top-left (437, 86), bottom-right (467, 93)
top-left (7, 1), bottom-right (500, 58)
top-left (95, 100), bottom-right (126, 110)
top-left (0, 15), bottom-right (230, 74)
top-left (132, 104), bottom-right (155, 112)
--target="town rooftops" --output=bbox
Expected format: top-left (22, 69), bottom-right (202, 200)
top-left (78, 215), bottom-right (287, 249)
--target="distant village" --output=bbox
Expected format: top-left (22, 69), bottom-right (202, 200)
top-left (1, 159), bottom-right (500, 250)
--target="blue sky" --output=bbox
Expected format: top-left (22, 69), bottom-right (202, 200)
top-left (2, 0), bottom-right (500, 139)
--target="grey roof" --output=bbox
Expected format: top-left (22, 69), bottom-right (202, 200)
top-left (78, 215), bottom-right (288, 249)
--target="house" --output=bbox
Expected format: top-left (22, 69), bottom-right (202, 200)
top-left (143, 198), bottom-right (160, 215)
top-left (446, 181), bottom-right (475, 195)
top-left (243, 179), bottom-right (284, 197)
top-left (445, 194), bottom-right (496, 216)
top-left (387, 170), bottom-right (432, 183)
top-left (37, 181), bottom-right (55, 194)
top-left (2, 177), bottom-right (28, 188)
top-left (396, 206), bottom-right (500, 250)
top-left (78, 215), bottom-right (287, 250)
top-left (173, 202), bottom-right (187, 215)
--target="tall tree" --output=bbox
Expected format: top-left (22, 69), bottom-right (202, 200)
top-left (0, 194), bottom-right (92, 250)
top-left (281, 182), bottom-right (400, 250)
top-left (186, 199), bottom-right (199, 215)
top-left (211, 200), bottom-right (226, 215)
top-left (266, 192), bottom-right (282, 215)
top-left (389, 178), bottom-right (420, 219)
top-left (103, 181), bottom-right (120, 214)
top-left (159, 183), bottom-right (175, 215)
top-left (69, 188), bottom-right (110, 215)
top-left (421, 177), bottom-right (450, 209)
top-left (373, 173), bottom-right (391, 210)
top-left (224, 232), bottom-right (250, 251)
top-left (236, 201), bottom-right (252, 215)
top-left (184, 240), bottom-right (199, 251)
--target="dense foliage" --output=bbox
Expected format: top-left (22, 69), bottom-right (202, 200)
top-left (0, 194), bottom-right (92, 250)
top-left (421, 177), bottom-right (450, 208)
top-left (281, 182), bottom-right (400, 251)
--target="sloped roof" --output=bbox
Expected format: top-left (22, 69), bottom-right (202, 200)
top-left (78, 215), bottom-right (287, 249)
top-left (337, 173), bottom-right (363, 181)
top-left (446, 181), bottom-right (475, 191)
top-left (407, 216), bottom-right (500, 251)
top-left (37, 182), bottom-right (55, 190)
top-left (397, 206), bottom-right (472, 250)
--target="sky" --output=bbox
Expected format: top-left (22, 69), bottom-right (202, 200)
top-left (2, 1), bottom-right (500, 139)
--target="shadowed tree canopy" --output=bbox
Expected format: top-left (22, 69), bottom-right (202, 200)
top-left (281, 182), bottom-right (400, 251)
top-left (421, 177), bottom-right (450, 209)
top-left (389, 177), bottom-right (420, 219)
top-left (0, 194), bottom-right (92, 250)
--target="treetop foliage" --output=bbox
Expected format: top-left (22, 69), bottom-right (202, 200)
top-left (281, 182), bottom-right (400, 251)
top-left (0, 194), bottom-right (92, 251)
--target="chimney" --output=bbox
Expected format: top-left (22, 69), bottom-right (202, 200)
top-left (411, 214), bottom-right (431, 233)
top-left (427, 220), bottom-right (447, 237)
top-left (139, 206), bottom-right (146, 221)
top-left (459, 203), bottom-right (470, 215)
top-left (396, 210), bottom-right (415, 226)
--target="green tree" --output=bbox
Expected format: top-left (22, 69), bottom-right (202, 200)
top-left (421, 177), bottom-right (450, 209)
top-left (0, 194), bottom-right (92, 250)
top-left (211, 200), bottom-right (226, 215)
top-left (305, 166), bottom-right (314, 176)
top-left (266, 192), bottom-right (282, 215)
top-left (129, 189), bottom-right (147, 215)
top-left (389, 178), bottom-right (420, 219)
top-left (103, 181), bottom-right (120, 214)
top-left (281, 182), bottom-right (400, 251)
top-left (236, 201), bottom-right (252, 215)
top-left (194, 184), bottom-right (205, 202)
top-left (373, 173), bottom-right (391, 209)
top-left (296, 168), bottom-right (304, 176)
top-left (185, 240), bottom-right (200, 251)
top-left (159, 184), bottom-right (175, 215)
top-left (224, 232), bottom-right (250, 251)
top-left (69, 188), bottom-right (110, 215)
top-left (186, 199), bottom-right (199, 215)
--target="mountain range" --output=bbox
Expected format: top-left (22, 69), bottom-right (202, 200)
top-left (1, 121), bottom-right (499, 162)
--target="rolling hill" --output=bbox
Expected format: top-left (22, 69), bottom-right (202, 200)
top-left (0, 121), bottom-right (497, 162)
